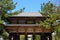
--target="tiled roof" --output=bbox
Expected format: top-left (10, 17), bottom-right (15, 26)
top-left (13, 12), bottom-right (42, 17)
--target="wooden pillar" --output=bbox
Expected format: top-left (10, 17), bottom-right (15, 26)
top-left (41, 33), bottom-right (52, 40)
top-left (25, 34), bottom-right (27, 40)
top-left (13, 33), bottom-right (16, 40)
top-left (33, 34), bottom-right (35, 40)
top-left (46, 33), bottom-right (52, 40)
top-left (9, 33), bottom-right (12, 40)
top-left (9, 33), bottom-right (20, 40)
top-left (15, 33), bottom-right (20, 40)
top-left (41, 33), bottom-right (46, 40)
top-left (13, 33), bottom-right (20, 40)
top-left (9, 33), bottom-right (14, 40)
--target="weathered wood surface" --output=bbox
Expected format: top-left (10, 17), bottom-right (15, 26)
top-left (5, 26), bottom-right (51, 33)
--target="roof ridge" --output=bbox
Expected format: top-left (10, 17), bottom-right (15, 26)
top-left (13, 12), bottom-right (42, 17)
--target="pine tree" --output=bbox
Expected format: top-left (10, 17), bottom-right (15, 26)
top-left (0, 0), bottom-right (16, 20)
top-left (0, 0), bottom-right (18, 40)
top-left (39, 1), bottom-right (60, 40)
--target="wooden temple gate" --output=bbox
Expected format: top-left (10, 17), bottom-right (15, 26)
top-left (5, 25), bottom-right (52, 40)
top-left (5, 12), bottom-right (52, 40)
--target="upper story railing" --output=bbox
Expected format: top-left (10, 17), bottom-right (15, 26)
top-left (6, 24), bottom-right (39, 26)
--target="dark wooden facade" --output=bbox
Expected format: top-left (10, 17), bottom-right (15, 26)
top-left (6, 26), bottom-right (51, 33)
top-left (5, 16), bottom-right (52, 40)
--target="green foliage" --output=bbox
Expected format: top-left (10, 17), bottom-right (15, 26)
top-left (0, 0), bottom-right (17, 40)
top-left (9, 8), bottom-right (25, 16)
top-left (35, 35), bottom-right (41, 40)
top-left (54, 24), bottom-right (60, 39)
top-left (0, 0), bottom-right (16, 20)
top-left (40, 1), bottom-right (56, 17)
top-left (20, 35), bottom-right (25, 40)
top-left (0, 0), bottom-right (25, 40)
top-left (2, 30), bottom-right (9, 40)
top-left (40, 1), bottom-right (60, 40)
top-left (56, 6), bottom-right (60, 19)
